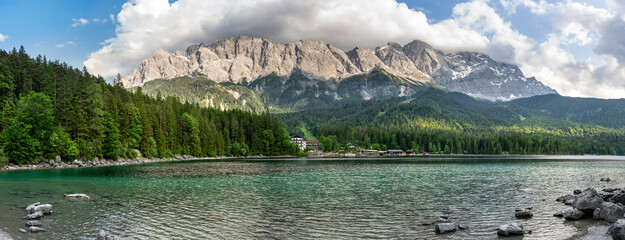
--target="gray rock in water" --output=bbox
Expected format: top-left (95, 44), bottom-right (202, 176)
top-left (18, 229), bottom-right (26, 233)
top-left (594, 208), bottom-right (602, 220)
top-left (597, 202), bottom-right (625, 223)
top-left (515, 210), bottom-right (533, 218)
top-left (23, 211), bottom-right (43, 220)
top-left (29, 226), bottom-right (45, 232)
top-left (574, 189), bottom-right (583, 195)
top-left (609, 219), bottom-right (625, 240)
top-left (601, 177), bottom-right (611, 182)
top-left (434, 223), bottom-right (456, 234)
top-left (29, 204), bottom-right (52, 214)
top-left (563, 208), bottom-right (585, 220)
top-left (435, 217), bottom-right (451, 223)
top-left (557, 194), bottom-right (576, 202)
top-left (574, 188), bottom-right (604, 212)
top-left (553, 211), bottom-right (564, 217)
top-left (26, 221), bottom-right (41, 227)
top-left (96, 230), bottom-right (120, 240)
top-left (610, 191), bottom-right (625, 205)
top-left (497, 222), bottom-right (524, 236)
top-left (25, 202), bottom-right (40, 212)
top-left (65, 193), bottom-right (90, 201)
top-left (565, 199), bottom-right (576, 205)
top-left (457, 224), bottom-right (469, 230)
top-left (604, 188), bottom-right (621, 193)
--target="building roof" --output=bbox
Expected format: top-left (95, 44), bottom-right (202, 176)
top-left (306, 140), bottom-right (319, 144)
top-left (387, 149), bottom-right (404, 152)
top-left (290, 135), bottom-right (304, 139)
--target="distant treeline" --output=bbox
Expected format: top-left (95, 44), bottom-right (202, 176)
top-left (0, 47), bottom-right (300, 165)
top-left (278, 91), bottom-right (625, 155)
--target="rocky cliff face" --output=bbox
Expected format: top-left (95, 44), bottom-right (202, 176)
top-left (123, 36), bottom-right (557, 101)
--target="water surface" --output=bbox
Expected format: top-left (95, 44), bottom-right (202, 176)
top-left (1, 156), bottom-right (624, 239)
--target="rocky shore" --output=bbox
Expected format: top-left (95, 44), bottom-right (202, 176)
top-left (1, 155), bottom-right (296, 171)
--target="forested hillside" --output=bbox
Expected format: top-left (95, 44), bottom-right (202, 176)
top-left (277, 89), bottom-right (625, 155)
top-left (0, 47), bottom-right (299, 165)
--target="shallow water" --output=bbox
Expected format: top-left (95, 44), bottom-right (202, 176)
top-left (1, 156), bottom-right (624, 239)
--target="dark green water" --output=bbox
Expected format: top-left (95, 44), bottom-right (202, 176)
top-left (1, 156), bottom-right (625, 239)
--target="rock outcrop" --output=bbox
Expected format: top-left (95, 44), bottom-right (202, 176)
top-left (122, 36), bottom-right (557, 101)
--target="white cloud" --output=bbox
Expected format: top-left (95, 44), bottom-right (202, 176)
top-left (56, 41), bottom-right (76, 48)
top-left (0, 33), bottom-right (7, 42)
top-left (85, 0), bottom-right (625, 99)
top-left (93, 18), bottom-right (100, 22)
top-left (71, 18), bottom-right (89, 27)
top-left (110, 14), bottom-right (115, 24)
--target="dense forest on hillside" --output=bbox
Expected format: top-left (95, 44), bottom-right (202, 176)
top-left (277, 89), bottom-right (625, 155)
top-left (0, 47), bottom-right (299, 165)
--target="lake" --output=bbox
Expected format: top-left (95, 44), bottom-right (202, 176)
top-left (1, 156), bottom-right (624, 239)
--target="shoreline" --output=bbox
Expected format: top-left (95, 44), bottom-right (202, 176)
top-left (3, 154), bottom-right (625, 172)
top-left (0, 155), bottom-right (300, 172)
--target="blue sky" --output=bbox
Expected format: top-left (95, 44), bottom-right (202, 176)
top-left (0, 0), bottom-right (124, 68)
top-left (0, 0), bottom-right (623, 98)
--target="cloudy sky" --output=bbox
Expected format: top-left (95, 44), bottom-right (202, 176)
top-left (0, 0), bottom-right (624, 99)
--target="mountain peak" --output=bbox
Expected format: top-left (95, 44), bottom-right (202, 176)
top-left (123, 37), bottom-right (557, 101)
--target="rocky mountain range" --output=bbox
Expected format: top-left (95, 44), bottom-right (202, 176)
top-left (122, 36), bottom-right (557, 101)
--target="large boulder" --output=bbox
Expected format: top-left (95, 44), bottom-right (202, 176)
top-left (497, 222), bottom-right (524, 236)
top-left (28, 204), bottom-right (52, 214)
top-left (563, 208), bottom-right (585, 220)
top-left (609, 219), bottom-right (625, 240)
top-left (435, 223), bottom-right (456, 234)
top-left (597, 202), bottom-right (625, 223)
top-left (574, 188), bottom-right (604, 212)
top-left (65, 193), bottom-right (90, 201)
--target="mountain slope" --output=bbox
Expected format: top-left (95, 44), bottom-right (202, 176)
top-left (122, 36), bottom-right (556, 101)
top-left (138, 68), bottom-right (434, 113)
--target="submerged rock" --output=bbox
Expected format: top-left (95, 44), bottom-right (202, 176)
top-left (515, 210), bottom-right (533, 219)
top-left (29, 226), bottom-right (45, 232)
top-left (65, 193), bottom-right (90, 201)
top-left (18, 229), bottom-right (26, 233)
top-left (563, 208), bottom-right (585, 220)
top-left (435, 223), bottom-right (456, 234)
top-left (601, 177), bottom-right (611, 182)
top-left (497, 222), bottom-right (525, 236)
top-left (25, 221), bottom-right (41, 227)
top-left (553, 211), bottom-right (564, 217)
top-left (574, 189), bottom-right (583, 195)
top-left (609, 219), bottom-right (625, 240)
top-left (604, 188), bottom-right (621, 193)
top-left (557, 194), bottom-right (576, 202)
top-left (96, 230), bottom-right (120, 240)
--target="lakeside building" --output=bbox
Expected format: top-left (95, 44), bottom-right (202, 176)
top-left (306, 140), bottom-right (320, 151)
top-left (290, 135), bottom-right (307, 151)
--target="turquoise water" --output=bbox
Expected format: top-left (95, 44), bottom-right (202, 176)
top-left (1, 156), bottom-right (625, 239)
